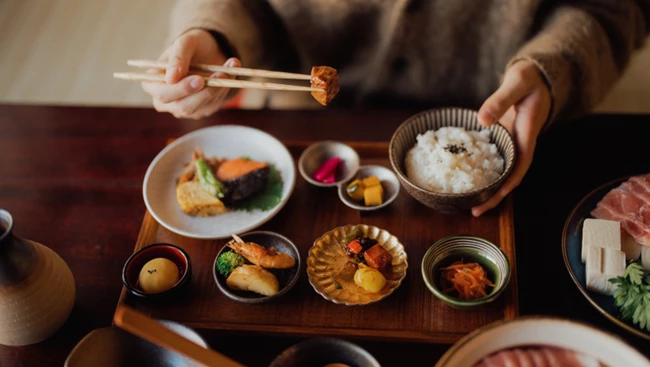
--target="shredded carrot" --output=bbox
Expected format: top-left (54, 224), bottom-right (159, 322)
top-left (440, 261), bottom-right (495, 300)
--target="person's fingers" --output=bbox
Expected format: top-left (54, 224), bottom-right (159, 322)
top-left (165, 35), bottom-right (198, 84)
top-left (142, 75), bottom-right (205, 104)
top-left (477, 64), bottom-right (534, 127)
top-left (471, 95), bottom-right (540, 217)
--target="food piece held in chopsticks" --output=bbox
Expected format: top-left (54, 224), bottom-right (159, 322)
top-left (310, 66), bottom-right (340, 106)
top-left (227, 234), bottom-right (296, 269)
top-left (226, 264), bottom-right (280, 296)
top-left (440, 260), bottom-right (495, 300)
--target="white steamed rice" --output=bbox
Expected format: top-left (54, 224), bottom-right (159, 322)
top-left (405, 127), bottom-right (504, 194)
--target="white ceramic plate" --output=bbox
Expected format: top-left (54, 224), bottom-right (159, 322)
top-left (436, 317), bottom-right (650, 367)
top-left (143, 125), bottom-right (296, 239)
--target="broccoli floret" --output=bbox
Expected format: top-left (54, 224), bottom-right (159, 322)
top-left (216, 252), bottom-right (246, 277)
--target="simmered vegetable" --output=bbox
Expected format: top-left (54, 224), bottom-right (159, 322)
top-left (362, 176), bottom-right (381, 188)
top-left (364, 184), bottom-right (384, 206)
top-left (346, 179), bottom-right (365, 201)
top-left (354, 263), bottom-right (386, 293)
top-left (216, 251), bottom-right (246, 277)
top-left (138, 258), bottom-right (180, 294)
top-left (363, 244), bottom-right (392, 271)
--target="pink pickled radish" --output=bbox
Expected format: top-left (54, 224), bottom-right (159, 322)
top-left (313, 156), bottom-right (341, 182)
top-left (322, 172), bottom-right (336, 183)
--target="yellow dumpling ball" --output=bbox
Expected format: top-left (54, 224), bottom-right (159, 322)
top-left (138, 258), bottom-right (180, 294)
top-left (353, 264), bottom-right (386, 293)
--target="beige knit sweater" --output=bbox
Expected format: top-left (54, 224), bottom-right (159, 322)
top-left (170, 0), bottom-right (650, 121)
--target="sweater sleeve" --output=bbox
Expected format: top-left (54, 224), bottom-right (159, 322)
top-left (168, 0), bottom-right (275, 68)
top-left (507, 1), bottom-right (650, 122)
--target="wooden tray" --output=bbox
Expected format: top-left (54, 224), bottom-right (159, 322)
top-left (115, 141), bottom-right (518, 344)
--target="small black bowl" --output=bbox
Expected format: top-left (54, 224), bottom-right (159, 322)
top-left (213, 231), bottom-right (301, 304)
top-left (270, 338), bottom-right (381, 367)
top-left (122, 243), bottom-right (191, 299)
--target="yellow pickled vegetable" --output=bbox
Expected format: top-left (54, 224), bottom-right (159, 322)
top-left (138, 258), bottom-right (180, 294)
top-left (362, 176), bottom-right (381, 188)
top-left (364, 184), bottom-right (384, 206)
top-left (346, 179), bottom-right (365, 201)
top-left (354, 264), bottom-right (386, 293)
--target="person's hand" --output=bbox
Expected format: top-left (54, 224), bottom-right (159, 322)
top-left (472, 59), bottom-right (551, 217)
top-left (142, 29), bottom-right (241, 119)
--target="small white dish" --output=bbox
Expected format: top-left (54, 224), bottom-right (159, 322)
top-left (143, 125), bottom-right (296, 239)
top-left (436, 316), bottom-right (650, 367)
top-left (337, 165), bottom-right (400, 211)
top-left (298, 141), bottom-right (360, 188)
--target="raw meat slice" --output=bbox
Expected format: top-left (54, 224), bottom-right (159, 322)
top-left (473, 347), bottom-right (603, 367)
top-left (591, 174), bottom-right (650, 246)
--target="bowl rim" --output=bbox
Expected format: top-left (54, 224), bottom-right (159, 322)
top-left (307, 224), bottom-right (409, 306)
top-left (337, 164), bottom-right (401, 211)
top-left (269, 337), bottom-right (381, 367)
top-left (121, 243), bottom-right (192, 298)
top-left (388, 107), bottom-right (516, 198)
top-left (212, 230), bottom-right (302, 304)
top-left (298, 140), bottom-right (361, 188)
top-left (421, 235), bottom-right (511, 307)
top-left (434, 315), bottom-right (650, 367)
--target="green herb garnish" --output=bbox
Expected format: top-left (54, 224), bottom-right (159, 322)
top-left (229, 164), bottom-right (283, 212)
top-left (610, 262), bottom-right (650, 331)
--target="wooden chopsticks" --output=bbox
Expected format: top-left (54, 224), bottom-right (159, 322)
top-left (113, 59), bottom-right (322, 92)
top-left (114, 305), bottom-right (244, 367)
top-left (127, 59), bottom-right (311, 80)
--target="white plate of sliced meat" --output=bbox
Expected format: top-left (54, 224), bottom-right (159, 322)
top-left (436, 317), bottom-right (650, 367)
top-left (563, 173), bottom-right (650, 341)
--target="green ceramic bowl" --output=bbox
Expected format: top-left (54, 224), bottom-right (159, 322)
top-left (421, 235), bottom-right (511, 310)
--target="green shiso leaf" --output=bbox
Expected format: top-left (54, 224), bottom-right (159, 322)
top-left (229, 163), bottom-right (284, 212)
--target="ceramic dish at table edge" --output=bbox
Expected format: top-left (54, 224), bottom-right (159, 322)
top-left (435, 316), bottom-right (650, 367)
top-left (562, 175), bottom-right (650, 341)
top-left (213, 231), bottom-right (301, 304)
top-left (142, 125), bottom-right (296, 239)
top-left (307, 224), bottom-right (408, 306)
top-left (337, 165), bottom-right (401, 212)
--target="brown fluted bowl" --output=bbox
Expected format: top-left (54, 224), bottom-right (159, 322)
top-left (389, 108), bottom-right (516, 214)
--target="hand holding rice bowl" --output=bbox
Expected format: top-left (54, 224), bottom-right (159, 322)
top-left (405, 127), bottom-right (505, 194)
top-left (389, 108), bottom-right (516, 213)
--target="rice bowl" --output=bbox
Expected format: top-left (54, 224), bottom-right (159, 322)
top-left (405, 127), bottom-right (505, 194)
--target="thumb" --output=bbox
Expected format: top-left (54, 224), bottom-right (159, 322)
top-left (165, 36), bottom-right (197, 84)
top-left (477, 66), bottom-right (532, 127)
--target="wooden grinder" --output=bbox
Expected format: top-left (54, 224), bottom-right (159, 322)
top-left (0, 209), bottom-right (76, 346)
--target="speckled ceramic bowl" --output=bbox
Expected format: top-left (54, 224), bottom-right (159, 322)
top-left (307, 224), bottom-right (408, 306)
top-left (298, 141), bottom-right (360, 188)
top-left (213, 231), bottom-right (301, 304)
top-left (389, 108), bottom-right (516, 214)
top-left (270, 338), bottom-right (381, 367)
top-left (421, 235), bottom-right (510, 310)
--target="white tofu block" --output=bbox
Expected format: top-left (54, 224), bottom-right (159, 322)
top-left (622, 231), bottom-right (642, 261)
top-left (642, 246), bottom-right (650, 272)
top-left (581, 219), bottom-right (621, 263)
top-left (586, 246), bottom-right (626, 295)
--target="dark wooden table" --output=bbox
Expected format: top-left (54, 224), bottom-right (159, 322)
top-left (0, 105), bottom-right (648, 366)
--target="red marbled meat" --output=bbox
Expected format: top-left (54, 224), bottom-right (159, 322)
top-left (591, 173), bottom-right (650, 246)
top-left (474, 347), bottom-right (603, 367)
